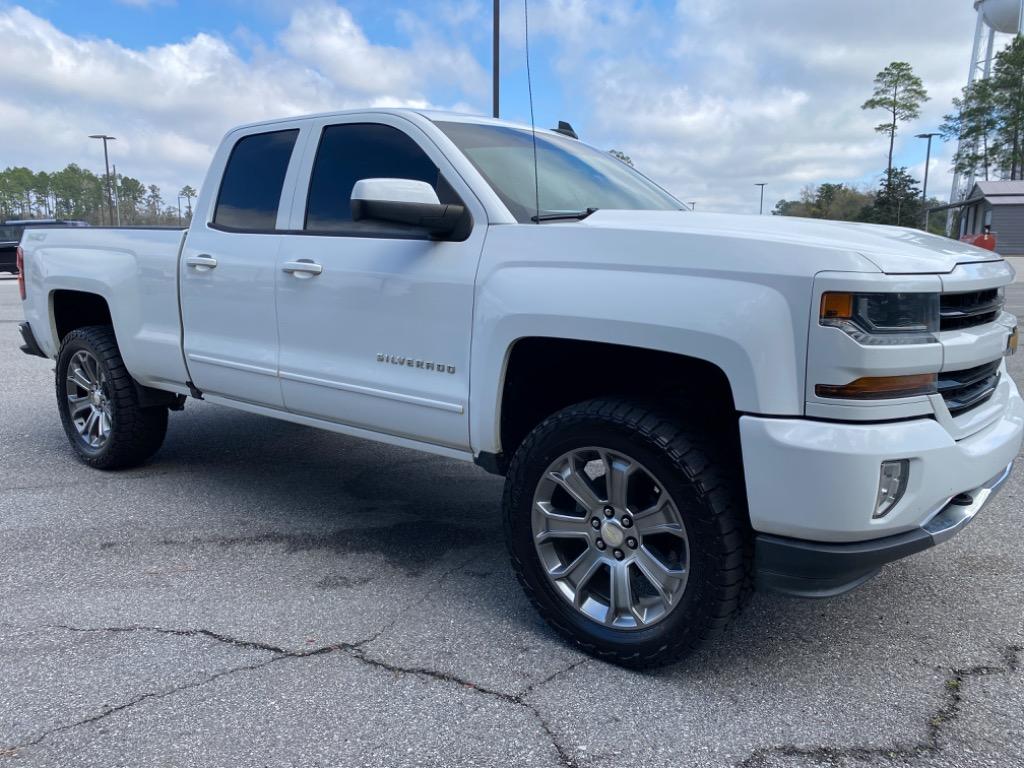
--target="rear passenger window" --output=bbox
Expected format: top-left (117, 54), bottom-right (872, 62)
top-left (305, 123), bottom-right (453, 233)
top-left (213, 129), bottom-right (299, 231)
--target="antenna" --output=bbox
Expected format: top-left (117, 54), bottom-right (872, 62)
top-left (524, 0), bottom-right (540, 223)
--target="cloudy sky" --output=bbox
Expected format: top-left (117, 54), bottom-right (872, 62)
top-left (0, 0), bottom-right (1012, 213)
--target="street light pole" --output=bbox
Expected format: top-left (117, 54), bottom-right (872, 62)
top-left (492, 0), bottom-right (500, 118)
top-left (112, 164), bottom-right (121, 226)
top-left (755, 183), bottom-right (767, 215)
top-left (89, 134), bottom-right (116, 226)
top-left (916, 132), bottom-right (940, 231)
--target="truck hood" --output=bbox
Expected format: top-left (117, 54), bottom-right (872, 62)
top-left (579, 210), bottom-right (1001, 275)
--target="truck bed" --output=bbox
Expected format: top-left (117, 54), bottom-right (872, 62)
top-left (19, 226), bottom-right (190, 392)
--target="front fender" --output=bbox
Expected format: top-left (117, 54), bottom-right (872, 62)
top-left (470, 264), bottom-right (810, 454)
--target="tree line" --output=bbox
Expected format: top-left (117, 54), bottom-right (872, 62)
top-left (776, 34), bottom-right (1024, 230)
top-left (0, 164), bottom-right (197, 226)
top-left (943, 36), bottom-right (1024, 182)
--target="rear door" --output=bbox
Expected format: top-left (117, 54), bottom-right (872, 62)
top-left (274, 114), bottom-right (487, 450)
top-left (180, 124), bottom-right (306, 407)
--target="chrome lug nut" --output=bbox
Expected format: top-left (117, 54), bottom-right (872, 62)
top-left (595, 539), bottom-right (607, 550)
top-left (613, 549), bottom-right (625, 561)
top-left (603, 506), bottom-right (615, 518)
top-left (626, 537), bottom-right (637, 549)
top-left (621, 515), bottom-right (633, 528)
top-left (590, 517), bottom-right (601, 530)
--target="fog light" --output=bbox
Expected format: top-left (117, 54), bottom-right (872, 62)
top-left (874, 460), bottom-right (909, 519)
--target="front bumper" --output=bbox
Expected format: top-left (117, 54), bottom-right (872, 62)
top-left (741, 370), bottom-right (1023, 542)
top-left (742, 370), bottom-right (1023, 597)
top-left (755, 462), bottom-right (1013, 597)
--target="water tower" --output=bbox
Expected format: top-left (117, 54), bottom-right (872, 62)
top-left (949, 0), bottom-right (1023, 214)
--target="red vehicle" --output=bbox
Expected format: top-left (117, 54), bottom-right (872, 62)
top-left (961, 228), bottom-right (997, 252)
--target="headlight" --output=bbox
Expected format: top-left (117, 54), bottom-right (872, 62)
top-left (820, 292), bottom-right (939, 345)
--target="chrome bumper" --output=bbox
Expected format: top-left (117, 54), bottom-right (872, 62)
top-left (925, 461), bottom-right (1014, 544)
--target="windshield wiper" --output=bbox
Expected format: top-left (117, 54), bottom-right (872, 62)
top-left (531, 207), bottom-right (599, 223)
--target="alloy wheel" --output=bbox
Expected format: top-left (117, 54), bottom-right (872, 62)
top-left (65, 350), bottom-right (112, 449)
top-left (531, 447), bottom-right (690, 629)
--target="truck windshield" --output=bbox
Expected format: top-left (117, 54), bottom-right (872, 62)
top-left (435, 121), bottom-right (682, 223)
top-left (0, 225), bottom-right (21, 243)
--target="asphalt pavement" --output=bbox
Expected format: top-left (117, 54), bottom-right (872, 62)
top-left (1, 274), bottom-right (1022, 767)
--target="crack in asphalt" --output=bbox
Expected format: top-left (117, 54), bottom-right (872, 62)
top-left (736, 644), bottom-right (1024, 768)
top-left (2, 617), bottom-right (588, 768)
top-left (1, 637), bottom-right (1018, 767)
top-left (0, 653), bottom-right (287, 759)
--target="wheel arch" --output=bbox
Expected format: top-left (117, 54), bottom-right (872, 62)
top-left (478, 335), bottom-right (742, 472)
top-left (50, 288), bottom-right (114, 345)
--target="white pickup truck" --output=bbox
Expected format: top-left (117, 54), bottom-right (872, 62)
top-left (17, 109), bottom-right (1024, 665)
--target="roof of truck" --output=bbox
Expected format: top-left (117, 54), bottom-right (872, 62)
top-left (229, 108), bottom-right (565, 139)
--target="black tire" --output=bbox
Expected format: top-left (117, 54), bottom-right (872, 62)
top-left (503, 398), bottom-right (752, 667)
top-left (56, 325), bottom-right (168, 470)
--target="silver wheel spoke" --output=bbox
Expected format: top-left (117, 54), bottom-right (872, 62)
top-left (84, 409), bottom-right (99, 440)
top-left (68, 395), bottom-right (92, 417)
top-left (549, 461), bottom-right (602, 514)
top-left (606, 563), bottom-right (638, 626)
top-left (69, 368), bottom-right (92, 391)
top-left (634, 547), bottom-right (685, 606)
top-left (632, 496), bottom-right (682, 535)
top-left (599, 450), bottom-right (634, 510)
top-left (84, 354), bottom-right (100, 383)
top-left (535, 502), bottom-right (591, 543)
top-left (571, 552), bottom-right (603, 608)
top-left (550, 546), bottom-right (601, 581)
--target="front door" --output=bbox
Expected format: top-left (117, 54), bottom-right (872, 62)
top-left (180, 126), bottom-right (304, 407)
top-left (274, 116), bottom-right (486, 450)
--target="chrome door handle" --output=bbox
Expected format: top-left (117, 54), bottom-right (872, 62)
top-left (282, 260), bottom-right (323, 278)
top-left (185, 255), bottom-right (218, 271)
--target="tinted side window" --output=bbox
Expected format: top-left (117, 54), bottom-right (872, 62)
top-left (305, 123), bottom-right (445, 232)
top-left (213, 129), bottom-right (299, 231)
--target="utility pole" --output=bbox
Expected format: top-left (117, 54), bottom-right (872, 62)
top-left (112, 164), bottom-right (121, 226)
top-left (493, 0), bottom-right (500, 118)
top-left (89, 134), bottom-right (116, 225)
top-left (755, 183), bottom-right (767, 215)
top-left (916, 132), bottom-right (940, 231)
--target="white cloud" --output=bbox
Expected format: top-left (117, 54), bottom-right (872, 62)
top-left (0, 3), bottom-right (484, 200)
top-left (522, 0), bottom-right (994, 211)
top-left (0, 1), bottom-right (1006, 215)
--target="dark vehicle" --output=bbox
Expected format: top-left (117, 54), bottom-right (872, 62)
top-left (1, 219), bottom-right (88, 274)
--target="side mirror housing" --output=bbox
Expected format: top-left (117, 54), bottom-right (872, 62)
top-left (350, 178), bottom-right (466, 239)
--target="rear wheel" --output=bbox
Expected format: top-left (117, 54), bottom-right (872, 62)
top-left (504, 398), bottom-right (751, 667)
top-left (56, 326), bottom-right (168, 470)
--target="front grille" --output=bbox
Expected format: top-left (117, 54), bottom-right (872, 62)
top-left (938, 360), bottom-right (1001, 416)
top-left (940, 289), bottom-right (1003, 331)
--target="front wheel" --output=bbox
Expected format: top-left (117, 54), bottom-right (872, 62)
top-left (503, 398), bottom-right (751, 667)
top-left (56, 325), bottom-right (168, 470)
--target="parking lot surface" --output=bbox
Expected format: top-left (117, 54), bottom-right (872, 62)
top-left (1, 275), bottom-right (1022, 767)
